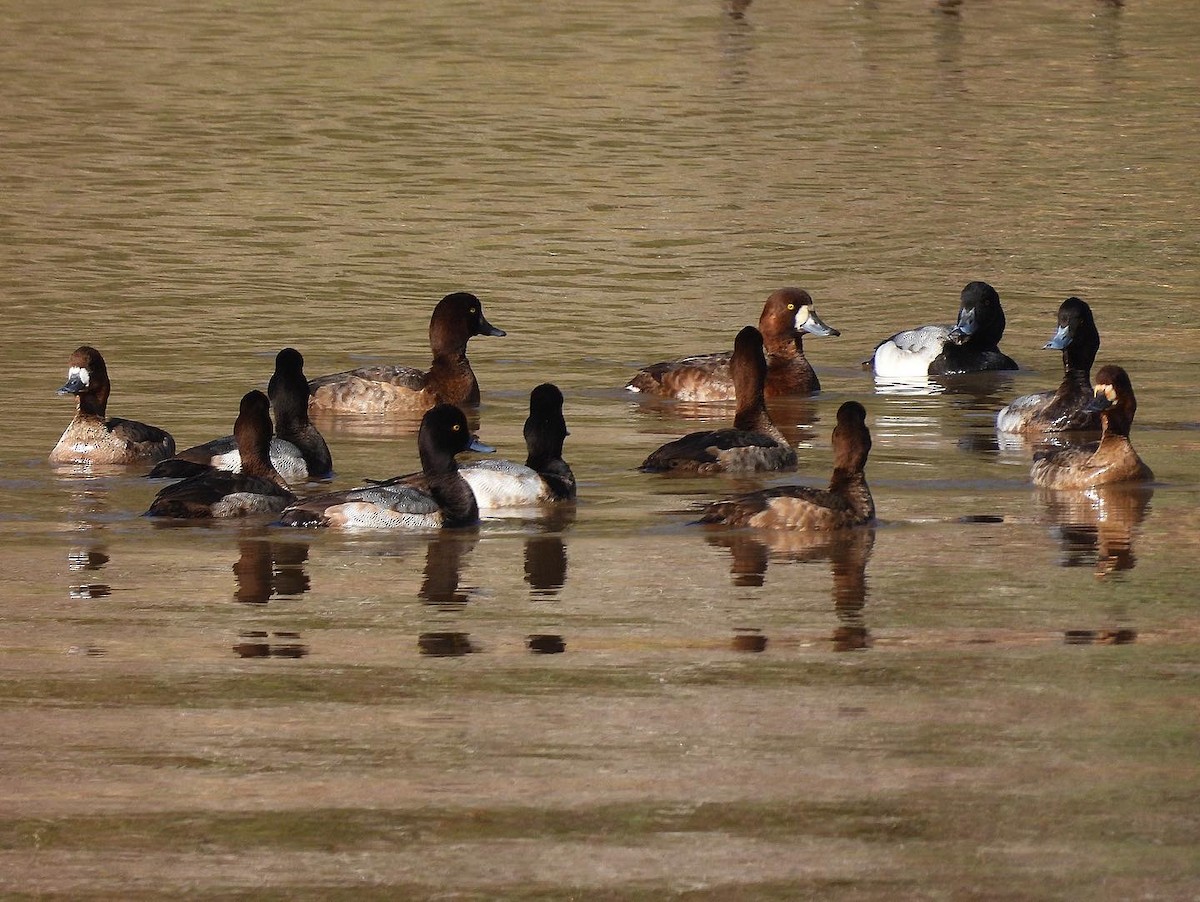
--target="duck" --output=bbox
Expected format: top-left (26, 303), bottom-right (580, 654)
top-left (626, 288), bottom-right (839, 401)
top-left (996, 296), bottom-right (1101, 434)
top-left (307, 292), bottom-right (505, 414)
top-left (50, 345), bottom-right (176, 466)
top-left (145, 391), bottom-right (295, 519)
top-left (149, 348), bottom-right (333, 482)
top-left (451, 383), bottom-right (576, 507)
top-left (698, 400), bottom-right (875, 530)
top-left (639, 326), bottom-right (798, 474)
top-left (1030, 366), bottom-right (1153, 489)
top-left (279, 403), bottom-right (492, 529)
top-left (868, 281), bottom-right (1017, 379)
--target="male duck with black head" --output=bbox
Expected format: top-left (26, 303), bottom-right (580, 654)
top-left (279, 403), bottom-right (491, 529)
top-left (868, 281), bottom-right (1017, 379)
top-left (640, 326), bottom-right (797, 474)
top-left (308, 292), bottom-right (505, 414)
top-left (51, 345), bottom-right (176, 466)
top-left (996, 296), bottom-right (1101, 434)
top-left (626, 287), bottom-right (839, 401)
top-left (439, 383), bottom-right (575, 508)
top-left (699, 401), bottom-right (874, 530)
top-left (150, 348), bottom-right (333, 482)
top-left (1031, 366), bottom-right (1152, 489)
top-left (145, 391), bottom-right (295, 519)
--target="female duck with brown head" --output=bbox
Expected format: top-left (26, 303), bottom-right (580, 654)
top-left (699, 401), bottom-right (875, 530)
top-left (308, 292), bottom-right (505, 414)
top-left (145, 391), bottom-right (295, 519)
top-left (996, 296), bottom-right (1101, 434)
top-left (51, 345), bottom-right (176, 466)
top-left (626, 288), bottom-right (839, 401)
top-left (149, 348), bottom-right (333, 482)
top-left (1030, 365), bottom-right (1153, 489)
top-left (639, 326), bottom-right (798, 475)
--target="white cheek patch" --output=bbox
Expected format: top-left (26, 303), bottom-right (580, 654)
top-left (68, 366), bottom-right (90, 386)
top-left (796, 306), bottom-right (811, 327)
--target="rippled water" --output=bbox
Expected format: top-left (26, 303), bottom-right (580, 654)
top-left (2, 1), bottom-right (1198, 896)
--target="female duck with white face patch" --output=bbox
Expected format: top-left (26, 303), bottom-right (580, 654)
top-left (626, 288), bottom-right (839, 401)
top-left (1030, 365), bottom-right (1153, 489)
top-left (51, 345), bottom-right (176, 466)
top-left (868, 281), bottom-right (1017, 380)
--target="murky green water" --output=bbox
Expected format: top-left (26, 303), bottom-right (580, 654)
top-left (2, 0), bottom-right (1198, 897)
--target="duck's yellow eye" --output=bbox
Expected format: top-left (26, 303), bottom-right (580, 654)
top-left (452, 423), bottom-right (461, 432)
top-left (469, 307), bottom-right (477, 315)
top-left (786, 303), bottom-right (795, 311)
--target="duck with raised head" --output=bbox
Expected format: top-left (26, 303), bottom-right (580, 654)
top-left (1030, 366), bottom-right (1153, 489)
top-left (149, 348), bottom-right (333, 482)
top-left (868, 281), bottom-right (1017, 379)
top-left (626, 288), bottom-right (839, 401)
top-left (699, 401), bottom-right (875, 530)
top-left (50, 345), bottom-right (176, 466)
top-left (458, 383), bottom-right (575, 506)
top-left (279, 403), bottom-right (492, 529)
top-left (639, 326), bottom-right (797, 474)
top-left (145, 391), bottom-right (295, 519)
top-left (308, 292), bottom-right (505, 414)
top-left (996, 296), bottom-right (1101, 434)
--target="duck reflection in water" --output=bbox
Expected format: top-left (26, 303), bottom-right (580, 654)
top-left (706, 527), bottom-right (876, 651)
top-left (232, 536), bottom-right (311, 604)
top-left (523, 504), bottom-right (575, 600)
top-left (1037, 484), bottom-right (1153, 578)
top-left (419, 532), bottom-right (479, 609)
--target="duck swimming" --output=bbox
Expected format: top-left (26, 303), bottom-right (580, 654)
top-left (626, 288), bottom-right (839, 401)
top-left (279, 403), bottom-right (491, 529)
top-left (149, 348), bottom-right (333, 482)
top-left (640, 326), bottom-right (798, 475)
top-left (868, 281), bottom-right (1017, 379)
top-left (996, 296), bottom-right (1101, 434)
top-left (457, 383), bottom-right (575, 507)
top-left (145, 391), bottom-right (295, 519)
top-left (308, 292), bottom-right (505, 414)
top-left (1030, 365), bottom-right (1153, 489)
top-left (50, 345), bottom-right (176, 466)
top-left (698, 401), bottom-right (875, 530)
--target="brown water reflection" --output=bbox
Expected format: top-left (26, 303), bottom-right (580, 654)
top-left (707, 525), bottom-right (875, 652)
top-left (418, 532), bottom-right (480, 610)
top-left (1037, 484), bottom-right (1152, 578)
top-left (231, 537), bottom-right (312, 604)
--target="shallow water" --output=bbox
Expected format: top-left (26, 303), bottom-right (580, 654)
top-left (2, 0), bottom-right (1199, 897)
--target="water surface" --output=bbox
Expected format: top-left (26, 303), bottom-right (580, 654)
top-left (1, 0), bottom-right (1198, 897)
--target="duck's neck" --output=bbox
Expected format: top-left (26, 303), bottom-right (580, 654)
top-left (829, 468), bottom-right (874, 519)
top-left (76, 390), bottom-right (108, 420)
top-left (427, 352), bottom-right (479, 404)
top-left (428, 471), bottom-right (479, 527)
top-left (733, 401), bottom-right (786, 445)
top-left (762, 330), bottom-right (801, 360)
